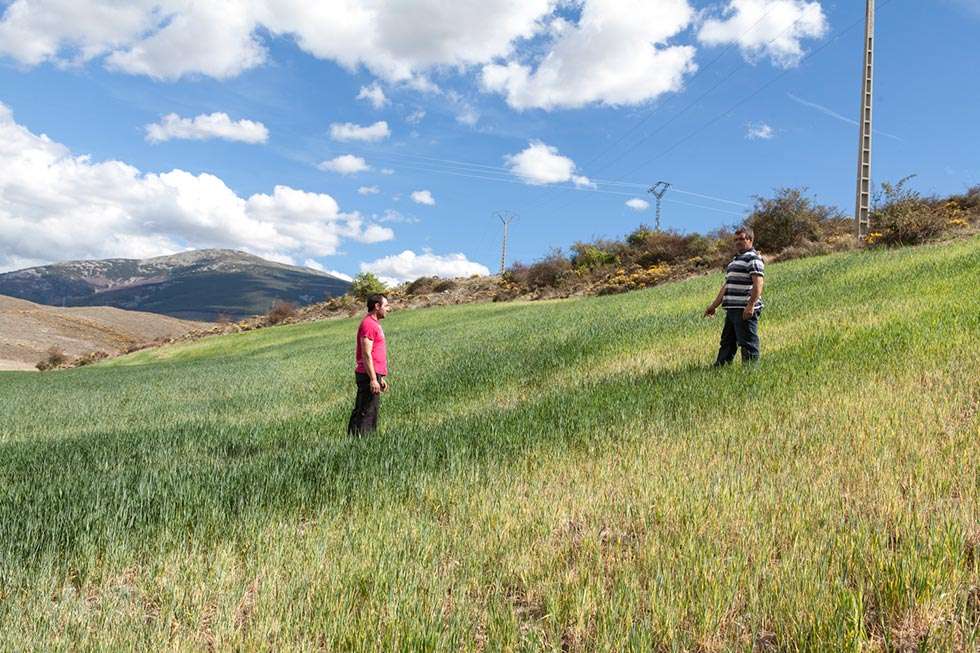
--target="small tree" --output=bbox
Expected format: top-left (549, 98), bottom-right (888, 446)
top-left (349, 272), bottom-right (387, 300)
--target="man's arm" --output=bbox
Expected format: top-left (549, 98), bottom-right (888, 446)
top-left (361, 337), bottom-right (381, 394)
top-left (703, 281), bottom-right (726, 318)
top-left (742, 275), bottom-right (765, 319)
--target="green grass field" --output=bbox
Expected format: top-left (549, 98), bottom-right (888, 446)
top-left (1, 238), bottom-right (978, 651)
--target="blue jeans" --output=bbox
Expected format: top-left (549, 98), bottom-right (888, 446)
top-left (714, 308), bottom-right (761, 365)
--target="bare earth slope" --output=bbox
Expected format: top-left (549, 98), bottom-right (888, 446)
top-left (0, 295), bottom-right (205, 370)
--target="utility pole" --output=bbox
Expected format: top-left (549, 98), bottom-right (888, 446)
top-left (647, 181), bottom-right (671, 230)
top-left (495, 211), bottom-right (517, 275)
top-left (854, 0), bottom-right (875, 239)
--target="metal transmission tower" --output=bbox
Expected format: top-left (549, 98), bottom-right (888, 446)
top-left (494, 211), bottom-right (517, 275)
top-left (647, 181), bottom-right (671, 230)
top-left (854, 0), bottom-right (875, 239)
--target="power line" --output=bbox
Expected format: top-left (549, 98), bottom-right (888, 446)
top-left (525, 0), bottom-right (897, 225)
top-left (324, 147), bottom-right (750, 210)
top-left (515, 8), bottom-right (821, 218)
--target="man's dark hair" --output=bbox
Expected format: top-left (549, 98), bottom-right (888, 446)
top-left (367, 294), bottom-right (386, 312)
top-left (735, 226), bottom-right (754, 241)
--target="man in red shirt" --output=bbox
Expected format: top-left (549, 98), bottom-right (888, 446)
top-left (347, 293), bottom-right (390, 435)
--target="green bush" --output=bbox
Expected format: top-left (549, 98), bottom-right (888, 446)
top-left (625, 228), bottom-right (712, 267)
top-left (525, 249), bottom-right (572, 289)
top-left (744, 187), bottom-right (847, 253)
top-left (349, 272), bottom-right (387, 300)
top-left (570, 243), bottom-right (618, 271)
top-left (868, 176), bottom-right (948, 247)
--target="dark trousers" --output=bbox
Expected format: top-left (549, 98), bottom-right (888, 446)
top-left (715, 308), bottom-right (761, 365)
top-left (347, 372), bottom-right (384, 435)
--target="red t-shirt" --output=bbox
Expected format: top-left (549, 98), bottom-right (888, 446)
top-left (354, 315), bottom-right (387, 376)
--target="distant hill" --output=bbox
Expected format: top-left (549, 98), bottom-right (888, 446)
top-left (0, 295), bottom-right (205, 371)
top-left (0, 250), bottom-right (352, 321)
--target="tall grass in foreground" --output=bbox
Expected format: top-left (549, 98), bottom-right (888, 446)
top-left (1, 238), bottom-right (978, 651)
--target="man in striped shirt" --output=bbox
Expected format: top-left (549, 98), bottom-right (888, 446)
top-left (703, 227), bottom-right (765, 365)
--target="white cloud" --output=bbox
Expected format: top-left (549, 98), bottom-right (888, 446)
top-left (328, 269), bottom-right (354, 282)
top-left (504, 140), bottom-right (592, 187)
top-left (410, 190), bottom-right (436, 206)
top-left (746, 122), bottom-right (775, 140)
top-left (376, 209), bottom-right (419, 224)
top-left (381, 168), bottom-right (395, 175)
top-left (0, 0), bottom-right (555, 82)
top-left (356, 83), bottom-right (388, 109)
top-left (697, 0), bottom-right (828, 68)
top-left (481, 0), bottom-right (697, 110)
top-left (107, 2), bottom-right (265, 80)
top-left (358, 185), bottom-right (381, 195)
top-left (329, 120), bottom-right (390, 142)
top-left (318, 155), bottom-right (370, 175)
top-left (625, 198), bottom-right (650, 211)
top-left (406, 109), bottom-right (426, 124)
top-left (361, 250), bottom-right (490, 284)
top-left (144, 112), bottom-right (268, 144)
top-left (0, 102), bottom-right (392, 272)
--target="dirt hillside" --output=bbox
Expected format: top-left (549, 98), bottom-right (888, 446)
top-left (0, 295), bottom-right (206, 371)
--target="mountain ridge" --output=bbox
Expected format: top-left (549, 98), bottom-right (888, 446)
top-left (0, 249), bottom-right (351, 321)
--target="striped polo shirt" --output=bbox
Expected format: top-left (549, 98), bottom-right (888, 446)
top-left (721, 248), bottom-right (765, 310)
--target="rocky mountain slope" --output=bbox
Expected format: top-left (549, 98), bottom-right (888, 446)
top-left (0, 250), bottom-right (351, 321)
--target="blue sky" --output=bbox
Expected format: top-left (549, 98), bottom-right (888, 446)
top-left (0, 0), bottom-right (978, 283)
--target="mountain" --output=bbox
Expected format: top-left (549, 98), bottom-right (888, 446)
top-left (0, 294), bottom-right (205, 370)
top-left (0, 250), bottom-right (352, 321)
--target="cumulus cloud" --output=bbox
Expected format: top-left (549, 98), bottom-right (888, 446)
top-left (0, 102), bottom-right (392, 271)
top-left (406, 109), bottom-right (426, 124)
top-left (144, 112), bottom-right (268, 144)
top-left (481, 0), bottom-right (697, 110)
top-left (361, 250), bottom-right (490, 284)
top-left (410, 190), bottom-right (436, 205)
top-left (358, 185), bottom-right (381, 195)
top-left (746, 122), bottom-right (775, 139)
top-left (697, 0), bottom-right (828, 68)
top-left (329, 120), bottom-right (391, 142)
top-left (0, 0), bottom-right (554, 82)
top-left (625, 198), bottom-right (650, 211)
top-left (318, 155), bottom-right (370, 175)
top-left (504, 141), bottom-right (592, 187)
top-left (356, 83), bottom-right (388, 109)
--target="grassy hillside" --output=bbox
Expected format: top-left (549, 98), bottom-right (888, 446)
top-left (1, 238), bottom-right (978, 651)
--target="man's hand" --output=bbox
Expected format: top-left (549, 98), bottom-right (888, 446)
top-left (380, 378), bottom-right (388, 393)
top-left (742, 306), bottom-right (754, 320)
top-left (703, 305), bottom-right (717, 318)
top-left (369, 379), bottom-right (381, 394)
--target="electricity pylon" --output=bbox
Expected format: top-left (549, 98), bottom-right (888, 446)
top-left (647, 181), bottom-right (671, 230)
top-left (495, 211), bottom-right (517, 275)
top-left (855, 0), bottom-right (875, 239)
